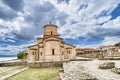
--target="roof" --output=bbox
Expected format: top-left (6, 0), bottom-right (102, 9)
top-left (43, 36), bottom-right (63, 40)
top-left (37, 37), bottom-right (43, 40)
top-left (28, 44), bottom-right (38, 48)
top-left (76, 48), bottom-right (95, 51)
top-left (43, 24), bottom-right (58, 28)
top-left (64, 43), bottom-right (76, 47)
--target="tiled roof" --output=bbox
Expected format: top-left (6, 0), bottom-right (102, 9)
top-left (76, 48), bottom-right (95, 51)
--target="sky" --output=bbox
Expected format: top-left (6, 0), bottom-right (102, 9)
top-left (0, 0), bottom-right (120, 56)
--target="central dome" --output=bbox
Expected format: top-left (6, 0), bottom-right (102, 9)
top-left (43, 24), bottom-right (59, 37)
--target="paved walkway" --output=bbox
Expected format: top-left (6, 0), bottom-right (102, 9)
top-left (0, 66), bottom-right (21, 74)
top-left (0, 67), bottom-right (29, 80)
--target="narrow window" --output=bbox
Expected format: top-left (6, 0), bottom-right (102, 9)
top-left (32, 52), bottom-right (34, 55)
top-left (69, 50), bottom-right (71, 54)
top-left (67, 49), bottom-right (69, 54)
top-left (66, 50), bottom-right (68, 54)
top-left (52, 49), bottom-right (55, 55)
top-left (41, 52), bottom-right (42, 56)
top-left (51, 31), bottom-right (52, 35)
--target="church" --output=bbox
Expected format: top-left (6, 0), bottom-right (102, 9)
top-left (28, 24), bottom-right (76, 61)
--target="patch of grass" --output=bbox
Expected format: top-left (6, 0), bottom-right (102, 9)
top-left (79, 66), bottom-right (85, 70)
top-left (6, 67), bottom-right (61, 80)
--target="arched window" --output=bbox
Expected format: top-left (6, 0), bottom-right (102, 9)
top-left (52, 49), bottom-right (55, 55)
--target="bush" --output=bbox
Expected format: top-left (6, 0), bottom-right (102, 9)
top-left (111, 68), bottom-right (120, 74)
top-left (17, 52), bottom-right (27, 59)
top-left (98, 62), bottom-right (115, 69)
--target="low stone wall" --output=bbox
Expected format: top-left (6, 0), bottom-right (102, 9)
top-left (0, 61), bottom-right (27, 67)
top-left (0, 60), bottom-right (69, 68)
top-left (28, 61), bottom-right (68, 68)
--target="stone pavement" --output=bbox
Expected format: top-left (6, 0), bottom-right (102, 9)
top-left (0, 67), bottom-right (29, 80)
top-left (60, 60), bottom-right (120, 80)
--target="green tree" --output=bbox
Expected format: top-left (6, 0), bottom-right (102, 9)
top-left (17, 52), bottom-right (27, 59)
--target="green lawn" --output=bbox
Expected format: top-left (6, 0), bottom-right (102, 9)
top-left (6, 67), bottom-right (61, 80)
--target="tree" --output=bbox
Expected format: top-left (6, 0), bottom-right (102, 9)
top-left (17, 52), bottom-right (27, 59)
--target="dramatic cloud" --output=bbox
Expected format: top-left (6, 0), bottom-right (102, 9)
top-left (0, 1), bottom-right (17, 20)
top-left (0, 43), bottom-right (31, 55)
top-left (87, 16), bottom-right (120, 39)
top-left (2, 0), bottom-right (24, 11)
top-left (0, 0), bottom-right (120, 55)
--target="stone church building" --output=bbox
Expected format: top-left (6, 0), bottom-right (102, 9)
top-left (28, 24), bottom-right (76, 61)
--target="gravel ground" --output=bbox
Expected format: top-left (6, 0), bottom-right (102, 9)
top-left (61, 59), bottom-right (120, 80)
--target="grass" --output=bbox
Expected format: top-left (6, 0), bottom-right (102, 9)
top-left (6, 67), bottom-right (61, 80)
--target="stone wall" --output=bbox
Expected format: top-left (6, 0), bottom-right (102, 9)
top-left (28, 61), bottom-right (68, 68)
top-left (77, 52), bottom-right (104, 59)
top-left (0, 61), bottom-right (27, 67)
top-left (0, 61), bottom-right (68, 68)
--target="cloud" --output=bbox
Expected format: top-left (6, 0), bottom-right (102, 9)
top-left (2, 0), bottom-right (24, 11)
top-left (57, 0), bottom-right (120, 41)
top-left (0, 1), bottom-right (17, 20)
top-left (57, 0), bottom-right (70, 4)
top-left (0, 44), bottom-right (28, 55)
top-left (0, 0), bottom-right (120, 55)
top-left (101, 36), bottom-right (120, 45)
top-left (8, 1), bottom-right (69, 40)
top-left (87, 16), bottom-right (120, 39)
top-left (0, 41), bottom-right (35, 55)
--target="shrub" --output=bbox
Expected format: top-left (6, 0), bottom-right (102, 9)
top-left (98, 62), bottom-right (115, 69)
top-left (17, 52), bottom-right (27, 59)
